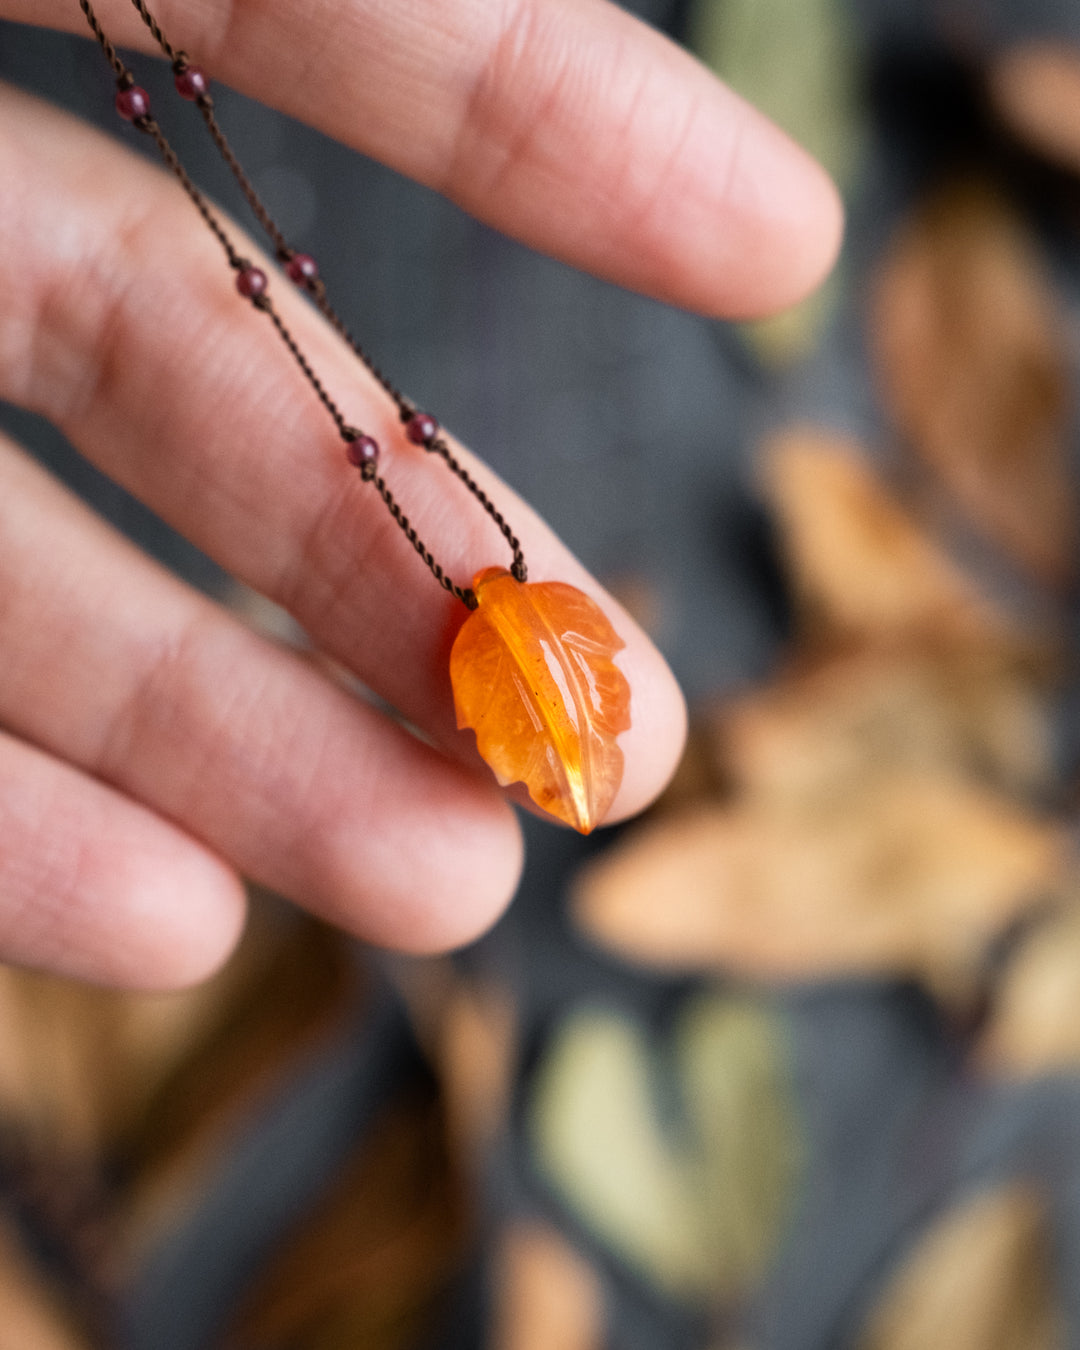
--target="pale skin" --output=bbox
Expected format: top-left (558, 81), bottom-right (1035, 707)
top-left (0, 0), bottom-right (842, 988)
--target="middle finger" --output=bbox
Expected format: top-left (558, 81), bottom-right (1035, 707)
top-left (0, 82), bottom-right (687, 823)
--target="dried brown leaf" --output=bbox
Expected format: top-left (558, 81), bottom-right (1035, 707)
top-left (990, 43), bottom-right (1080, 175)
top-left (573, 776), bottom-right (1065, 1000)
top-left (115, 909), bottom-right (361, 1269)
top-left (0, 1218), bottom-right (94, 1350)
top-left (717, 648), bottom-right (1054, 807)
top-left (386, 959), bottom-right (517, 1157)
top-left (390, 957), bottom-right (518, 1156)
top-left (224, 1088), bottom-right (465, 1350)
top-left (437, 981), bottom-right (517, 1157)
top-left (859, 1184), bottom-right (1063, 1350)
top-left (871, 181), bottom-right (1074, 587)
top-left (762, 430), bottom-right (1013, 644)
top-left (490, 1222), bottom-right (603, 1350)
top-left (0, 972), bottom-right (122, 1160)
top-left (977, 900), bottom-right (1080, 1077)
top-left (0, 896), bottom-right (348, 1172)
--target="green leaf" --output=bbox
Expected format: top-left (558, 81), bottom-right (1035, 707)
top-left (687, 0), bottom-right (863, 358)
top-left (528, 995), bottom-right (802, 1301)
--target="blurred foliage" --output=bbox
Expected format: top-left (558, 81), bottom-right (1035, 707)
top-left (977, 899), bottom-right (1080, 1077)
top-left (871, 180), bottom-right (1075, 591)
top-left (529, 995), bottom-right (801, 1301)
top-left (690, 0), bottom-right (862, 190)
top-left (573, 430), bottom-right (1068, 1009)
top-left (689, 0), bottom-right (863, 359)
top-left (858, 1185), bottom-right (1063, 1350)
top-left (2, 12), bottom-right (1080, 1350)
top-left (488, 1221), bottom-right (604, 1350)
top-left (989, 44), bottom-right (1080, 177)
top-left (223, 1088), bottom-right (464, 1350)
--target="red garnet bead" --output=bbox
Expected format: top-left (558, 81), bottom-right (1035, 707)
top-left (236, 265), bottom-right (268, 298)
top-left (115, 86), bottom-right (150, 121)
top-left (286, 253), bottom-right (319, 286)
top-left (405, 412), bottom-right (438, 445)
top-left (346, 435), bottom-right (380, 469)
top-left (174, 65), bottom-right (209, 100)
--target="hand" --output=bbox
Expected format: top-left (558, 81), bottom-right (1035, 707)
top-left (0, 0), bottom-right (841, 988)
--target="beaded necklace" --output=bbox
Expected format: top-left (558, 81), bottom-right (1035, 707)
top-left (77, 0), bottom-right (632, 833)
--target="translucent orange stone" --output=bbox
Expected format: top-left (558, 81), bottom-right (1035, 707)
top-left (450, 568), bottom-right (632, 833)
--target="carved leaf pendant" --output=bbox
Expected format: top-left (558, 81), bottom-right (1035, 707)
top-left (450, 568), bottom-right (632, 834)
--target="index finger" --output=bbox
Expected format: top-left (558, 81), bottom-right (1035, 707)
top-left (9, 0), bottom-right (842, 317)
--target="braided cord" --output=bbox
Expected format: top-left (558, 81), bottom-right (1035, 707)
top-left (106, 0), bottom-right (527, 598)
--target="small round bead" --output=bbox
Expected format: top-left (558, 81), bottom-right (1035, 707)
top-left (286, 253), bottom-right (319, 286)
top-left (235, 266), bottom-right (268, 299)
top-left (405, 412), bottom-right (438, 445)
top-left (346, 435), bottom-right (380, 469)
top-left (115, 86), bottom-right (150, 121)
top-left (174, 65), bottom-right (209, 100)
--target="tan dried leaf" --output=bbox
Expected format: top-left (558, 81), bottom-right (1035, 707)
top-left (0, 972), bottom-right (122, 1160)
top-left (0, 1218), bottom-right (94, 1350)
top-left (385, 959), bottom-right (517, 1156)
top-left (490, 1222), bottom-right (604, 1350)
top-left (0, 896), bottom-right (348, 1170)
top-left (859, 1184), bottom-right (1063, 1350)
top-left (224, 1090), bottom-right (464, 1350)
top-left (717, 648), bottom-right (1054, 808)
top-left (436, 980), bottom-right (517, 1157)
top-left (116, 909), bottom-right (360, 1269)
top-left (977, 900), bottom-right (1080, 1077)
top-left (573, 776), bottom-right (1065, 1000)
top-left (871, 181), bottom-right (1074, 587)
top-left (990, 43), bottom-right (1080, 175)
top-left (762, 430), bottom-right (1012, 644)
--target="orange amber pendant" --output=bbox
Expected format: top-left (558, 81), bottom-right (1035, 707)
top-left (450, 568), bottom-right (632, 833)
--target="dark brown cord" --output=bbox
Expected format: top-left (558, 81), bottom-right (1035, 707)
top-left (370, 475), bottom-right (478, 608)
top-left (257, 295), bottom-right (354, 437)
top-left (78, 0), bottom-right (126, 80)
top-left (430, 437), bottom-right (527, 583)
top-left (128, 0), bottom-right (177, 61)
top-left (113, 0), bottom-right (528, 591)
top-left (139, 115), bottom-right (242, 265)
top-left (306, 285), bottom-right (415, 416)
top-left (191, 85), bottom-right (293, 261)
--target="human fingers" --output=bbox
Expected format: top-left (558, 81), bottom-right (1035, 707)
top-left (1, 86), bottom-right (684, 827)
top-left (0, 431), bottom-right (524, 977)
top-left (10, 0), bottom-right (842, 317)
top-left (0, 723), bottom-right (246, 988)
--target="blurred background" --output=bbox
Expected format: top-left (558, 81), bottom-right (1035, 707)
top-left (2, 0), bottom-right (1080, 1346)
